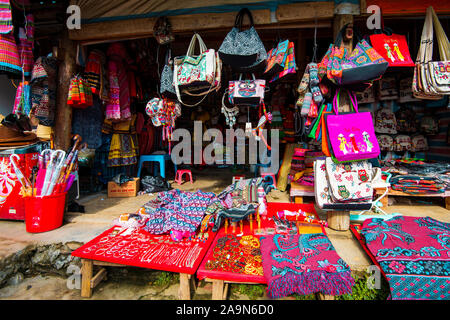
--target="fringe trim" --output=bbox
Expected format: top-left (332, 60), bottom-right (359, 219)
top-left (267, 270), bottom-right (355, 299)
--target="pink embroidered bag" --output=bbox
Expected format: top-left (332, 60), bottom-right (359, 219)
top-left (326, 90), bottom-right (380, 163)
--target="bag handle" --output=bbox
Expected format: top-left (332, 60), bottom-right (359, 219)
top-left (186, 33), bottom-right (207, 57)
top-left (332, 89), bottom-right (358, 115)
top-left (238, 73), bottom-right (256, 81)
top-left (430, 6), bottom-right (450, 61)
top-left (235, 8), bottom-right (254, 31)
top-left (334, 23), bottom-right (363, 48)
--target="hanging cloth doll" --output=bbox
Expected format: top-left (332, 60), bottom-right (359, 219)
top-left (253, 102), bottom-right (273, 150)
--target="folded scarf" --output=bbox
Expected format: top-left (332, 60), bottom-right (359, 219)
top-left (260, 233), bottom-right (354, 298)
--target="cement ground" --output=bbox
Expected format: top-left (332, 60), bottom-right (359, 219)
top-left (0, 167), bottom-right (448, 300)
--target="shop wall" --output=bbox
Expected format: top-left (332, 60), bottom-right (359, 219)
top-left (0, 75), bottom-right (17, 116)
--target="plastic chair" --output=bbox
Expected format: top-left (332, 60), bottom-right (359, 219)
top-left (137, 153), bottom-right (177, 179)
top-left (175, 169), bottom-right (193, 185)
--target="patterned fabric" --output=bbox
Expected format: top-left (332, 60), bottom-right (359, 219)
top-left (390, 175), bottom-right (446, 194)
top-left (0, 0), bottom-right (13, 34)
top-left (72, 96), bottom-right (103, 149)
top-left (361, 216), bottom-right (450, 300)
top-left (260, 234), bottom-right (354, 298)
top-left (85, 49), bottom-right (106, 97)
top-left (17, 23), bottom-right (34, 77)
top-left (325, 157), bottom-right (373, 203)
top-left (30, 56), bottom-right (57, 126)
top-left (12, 81), bottom-right (31, 116)
top-left (143, 189), bottom-right (217, 234)
top-left (0, 33), bottom-right (22, 75)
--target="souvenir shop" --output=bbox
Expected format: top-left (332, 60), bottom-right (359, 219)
top-left (1, 0), bottom-right (450, 301)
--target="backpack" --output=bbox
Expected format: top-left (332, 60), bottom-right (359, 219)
top-left (411, 135), bottom-right (428, 152)
top-left (420, 116), bottom-right (439, 135)
top-left (375, 106), bottom-right (397, 134)
top-left (395, 106), bottom-right (417, 133)
top-left (377, 134), bottom-right (394, 151)
top-left (393, 135), bottom-right (411, 152)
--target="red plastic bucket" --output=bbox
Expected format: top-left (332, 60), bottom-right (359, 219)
top-left (25, 192), bottom-right (67, 233)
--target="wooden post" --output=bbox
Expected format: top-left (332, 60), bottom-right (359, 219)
top-left (327, 210), bottom-right (350, 231)
top-left (316, 293), bottom-right (335, 300)
top-left (445, 197), bottom-right (450, 210)
top-left (81, 259), bottom-right (93, 298)
top-left (54, 30), bottom-right (77, 151)
top-left (178, 273), bottom-right (191, 300)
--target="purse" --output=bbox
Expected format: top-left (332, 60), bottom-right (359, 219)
top-left (228, 73), bottom-right (265, 106)
top-left (264, 39), bottom-right (289, 78)
top-left (325, 89), bottom-right (380, 162)
top-left (159, 48), bottom-right (177, 99)
top-left (413, 6), bottom-right (450, 99)
top-left (327, 24), bottom-right (389, 86)
top-left (369, 29), bottom-right (415, 67)
top-left (219, 8), bottom-right (267, 70)
top-left (173, 33), bottom-right (221, 106)
top-left (270, 40), bottom-right (297, 83)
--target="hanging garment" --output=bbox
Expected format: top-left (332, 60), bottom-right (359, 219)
top-left (85, 49), bottom-right (106, 98)
top-left (12, 81), bottom-right (31, 116)
top-left (361, 216), bottom-right (450, 300)
top-left (106, 43), bottom-right (131, 120)
top-left (260, 233), bottom-right (354, 299)
top-left (0, 33), bottom-right (22, 75)
top-left (72, 96), bottom-right (103, 149)
top-left (17, 26), bottom-right (33, 77)
top-left (0, 0), bottom-right (13, 34)
top-left (30, 56), bottom-right (57, 126)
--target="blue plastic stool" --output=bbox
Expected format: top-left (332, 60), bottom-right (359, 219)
top-left (137, 153), bottom-right (177, 179)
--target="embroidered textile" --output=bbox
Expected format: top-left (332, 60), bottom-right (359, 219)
top-left (260, 234), bottom-right (354, 298)
top-left (361, 216), bottom-right (450, 300)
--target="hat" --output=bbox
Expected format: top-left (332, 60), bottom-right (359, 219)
top-left (35, 124), bottom-right (53, 141)
top-left (0, 124), bottom-right (38, 146)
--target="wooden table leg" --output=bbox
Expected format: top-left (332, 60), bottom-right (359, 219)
top-left (178, 273), bottom-right (191, 300)
top-left (316, 293), bottom-right (335, 300)
top-left (445, 197), bottom-right (450, 210)
top-left (295, 196), bottom-right (303, 204)
top-left (212, 279), bottom-right (225, 300)
top-left (327, 211), bottom-right (350, 231)
top-left (81, 259), bottom-right (93, 298)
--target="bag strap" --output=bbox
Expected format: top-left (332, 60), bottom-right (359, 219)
top-left (332, 89), bottom-right (358, 115)
top-left (238, 73), bottom-right (256, 81)
top-left (235, 8), bottom-right (254, 31)
top-left (334, 23), bottom-right (363, 48)
top-left (186, 33), bottom-right (207, 57)
top-left (418, 7), bottom-right (434, 64)
top-left (430, 6), bottom-right (450, 61)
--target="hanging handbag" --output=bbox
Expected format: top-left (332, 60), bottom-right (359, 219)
top-left (153, 16), bottom-right (175, 45)
top-left (228, 73), bottom-right (265, 106)
top-left (270, 40), bottom-right (297, 82)
top-left (160, 48), bottom-right (177, 99)
top-left (326, 24), bottom-right (388, 86)
top-left (218, 8), bottom-right (267, 70)
top-left (369, 29), bottom-right (415, 67)
top-left (325, 89), bottom-right (380, 162)
top-left (264, 39), bottom-right (289, 78)
top-left (173, 33), bottom-right (221, 106)
top-left (413, 6), bottom-right (450, 99)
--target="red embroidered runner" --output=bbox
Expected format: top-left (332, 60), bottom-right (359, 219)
top-left (72, 226), bottom-right (215, 274)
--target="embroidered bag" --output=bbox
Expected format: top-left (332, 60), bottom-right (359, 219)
top-left (326, 89), bottom-right (380, 162)
top-left (270, 41), bottom-right (297, 82)
top-left (369, 29), bottom-right (415, 67)
top-left (160, 48), bottom-right (177, 98)
top-left (327, 24), bottom-right (388, 86)
top-left (377, 134), bottom-right (394, 151)
top-left (395, 106), bottom-right (418, 133)
top-left (218, 8), bottom-right (267, 70)
top-left (325, 157), bottom-right (373, 203)
top-left (228, 73), bottom-right (265, 106)
top-left (393, 135), bottom-right (412, 151)
top-left (375, 105), bottom-right (397, 134)
top-left (420, 116), bottom-right (439, 135)
top-left (173, 33), bottom-right (221, 106)
top-left (411, 135), bottom-right (428, 152)
top-left (264, 39), bottom-right (289, 78)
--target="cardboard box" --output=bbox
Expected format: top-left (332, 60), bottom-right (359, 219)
top-left (107, 178), bottom-right (140, 198)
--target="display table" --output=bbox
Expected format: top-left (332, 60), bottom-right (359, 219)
top-left (72, 226), bottom-right (215, 299)
top-left (375, 188), bottom-right (450, 210)
top-left (197, 203), bottom-right (325, 300)
top-left (290, 182), bottom-right (315, 204)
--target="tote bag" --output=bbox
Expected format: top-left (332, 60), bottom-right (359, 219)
top-left (160, 48), bottom-right (177, 99)
top-left (264, 39), bottom-right (289, 78)
top-left (327, 24), bottom-right (388, 86)
top-left (228, 73), bottom-right (265, 106)
top-left (326, 90), bottom-right (380, 162)
top-left (270, 41), bottom-right (297, 82)
top-left (370, 30), bottom-right (415, 67)
top-left (219, 8), bottom-right (267, 69)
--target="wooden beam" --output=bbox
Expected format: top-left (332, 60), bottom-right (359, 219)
top-left (69, 2), bottom-right (335, 42)
top-left (90, 268), bottom-right (107, 289)
top-left (54, 30), bottom-right (77, 151)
